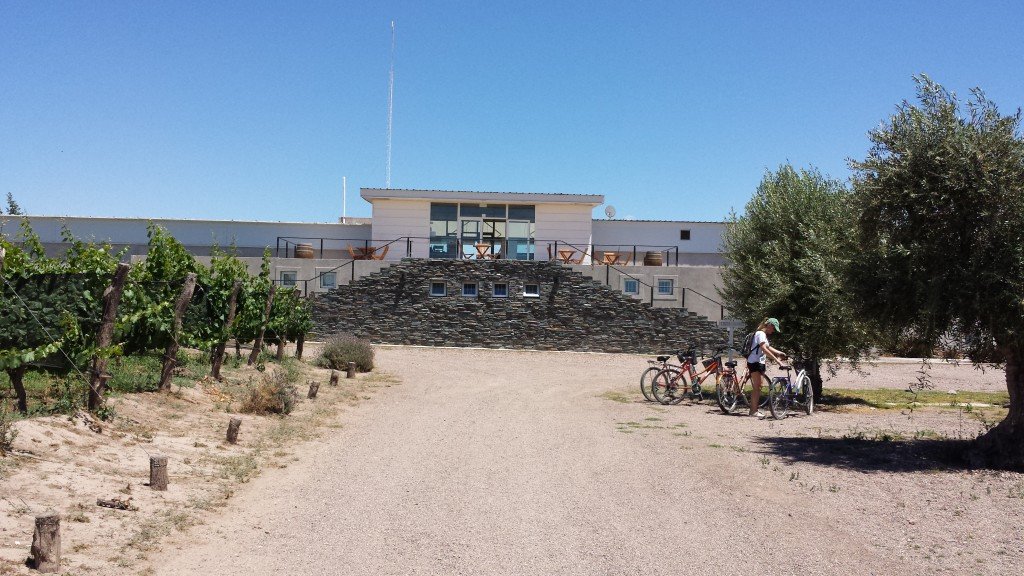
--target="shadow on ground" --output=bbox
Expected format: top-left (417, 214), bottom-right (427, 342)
top-left (755, 436), bottom-right (974, 473)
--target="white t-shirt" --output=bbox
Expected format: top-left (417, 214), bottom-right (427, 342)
top-left (747, 330), bottom-right (768, 364)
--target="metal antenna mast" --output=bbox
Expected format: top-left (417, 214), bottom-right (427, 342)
top-left (385, 20), bottom-right (396, 189)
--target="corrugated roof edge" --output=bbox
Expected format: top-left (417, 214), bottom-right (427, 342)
top-left (593, 219), bottom-right (726, 224)
top-left (1, 215), bottom-right (370, 226)
top-left (361, 187), bottom-right (597, 197)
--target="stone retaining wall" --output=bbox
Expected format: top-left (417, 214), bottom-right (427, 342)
top-left (311, 259), bottom-right (726, 354)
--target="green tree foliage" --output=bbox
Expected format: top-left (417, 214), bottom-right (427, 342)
top-left (850, 75), bottom-right (1024, 469)
top-left (720, 164), bottom-right (876, 399)
top-left (5, 192), bottom-right (22, 215)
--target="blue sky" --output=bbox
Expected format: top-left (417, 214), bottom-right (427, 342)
top-left (2, 1), bottom-right (1023, 222)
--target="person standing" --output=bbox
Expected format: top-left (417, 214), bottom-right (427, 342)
top-left (747, 318), bottom-right (787, 417)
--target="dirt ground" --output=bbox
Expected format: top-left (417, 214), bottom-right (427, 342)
top-left (144, 346), bottom-right (1021, 576)
top-left (0, 356), bottom-right (397, 576)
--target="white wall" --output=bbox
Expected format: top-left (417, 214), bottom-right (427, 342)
top-left (3, 215), bottom-right (371, 258)
top-left (535, 203), bottom-right (595, 262)
top-left (591, 220), bottom-right (725, 264)
top-left (367, 199), bottom-right (431, 259)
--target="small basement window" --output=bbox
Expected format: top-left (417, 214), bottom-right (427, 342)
top-left (430, 281), bottom-right (447, 297)
top-left (463, 282), bottom-right (478, 297)
top-left (524, 283), bottom-right (540, 297)
top-left (623, 278), bottom-right (639, 294)
top-left (680, 229), bottom-right (691, 240)
top-left (658, 278), bottom-right (674, 295)
top-left (493, 283), bottom-right (509, 298)
top-left (280, 271), bottom-right (298, 286)
top-left (320, 271), bottom-right (337, 289)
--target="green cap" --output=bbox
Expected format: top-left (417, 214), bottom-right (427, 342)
top-left (766, 318), bottom-right (781, 333)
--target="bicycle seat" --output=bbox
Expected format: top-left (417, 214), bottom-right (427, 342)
top-left (725, 361), bottom-right (737, 368)
top-left (656, 355), bottom-right (670, 362)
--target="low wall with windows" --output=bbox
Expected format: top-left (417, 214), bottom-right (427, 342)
top-left (312, 259), bottom-right (726, 355)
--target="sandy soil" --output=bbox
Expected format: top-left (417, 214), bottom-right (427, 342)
top-left (153, 346), bottom-right (1022, 576)
top-left (0, 358), bottom-right (394, 576)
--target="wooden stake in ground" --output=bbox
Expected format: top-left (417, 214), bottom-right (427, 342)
top-left (211, 280), bottom-right (242, 380)
top-left (295, 333), bottom-right (305, 359)
top-left (347, 362), bottom-right (356, 379)
top-left (149, 454), bottom-right (168, 491)
top-left (248, 284), bottom-right (276, 366)
top-left (88, 263), bottom-right (131, 411)
top-left (226, 417), bottom-right (242, 444)
top-left (329, 370), bottom-right (339, 386)
top-left (159, 273), bottom-right (197, 391)
top-left (307, 380), bottom-right (320, 399)
top-left (28, 512), bottom-right (60, 573)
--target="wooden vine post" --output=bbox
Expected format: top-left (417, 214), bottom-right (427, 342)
top-left (329, 370), bottom-right (339, 386)
top-left (88, 263), bottom-right (131, 411)
top-left (247, 284), bottom-right (276, 366)
top-left (307, 380), bottom-right (320, 399)
top-left (226, 417), bottom-right (242, 444)
top-left (347, 362), bottom-right (356, 379)
top-left (210, 280), bottom-right (242, 380)
top-left (150, 454), bottom-right (169, 491)
top-left (159, 273), bottom-right (197, 391)
top-left (28, 512), bottom-right (61, 573)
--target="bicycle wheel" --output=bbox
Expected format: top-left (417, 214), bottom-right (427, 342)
top-left (669, 372), bottom-right (692, 405)
top-left (652, 369), bottom-right (680, 405)
top-left (768, 378), bottom-right (791, 420)
top-left (716, 374), bottom-right (738, 414)
top-left (800, 373), bottom-right (814, 415)
top-left (639, 366), bottom-right (661, 402)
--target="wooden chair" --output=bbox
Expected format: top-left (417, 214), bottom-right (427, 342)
top-left (370, 245), bottom-right (390, 260)
top-left (347, 245), bottom-right (359, 260)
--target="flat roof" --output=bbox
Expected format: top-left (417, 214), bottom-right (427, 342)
top-left (361, 188), bottom-right (604, 205)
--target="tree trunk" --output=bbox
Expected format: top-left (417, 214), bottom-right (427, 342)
top-left (805, 358), bottom-right (824, 404)
top-left (88, 264), bottom-right (131, 411)
top-left (6, 366), bottom-right (27, 415)
top-left (972, 349), bottom-right (1024, 471)
top-left (295, 334), bottom-right (305, 360)
top-left (210, 280), bottom-right (242, 380)
top-left (159, 273), bottom-right (197, 391)
top-left (275, 339), bottom-right (285, 361)
top-left (248, 285), bottom-right (276, 366)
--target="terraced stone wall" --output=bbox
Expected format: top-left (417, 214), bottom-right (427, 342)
top-left (311, 259), bottom-right (726, 354)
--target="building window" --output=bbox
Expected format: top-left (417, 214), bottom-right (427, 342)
top-left (320, 271), bottom-right (337, 289)
top-left (524, 283), bottom-right (540, 297)
top-left (657, 278), bottom-right (674, 295)
top-left (430, 281), bottom-right (447, 297)
top-left (463, 282), bottom-right (478, 297)
top-left (493, 283), bottom-right (508, 298)
top-left (280, 271), bottom-right (298, 286)
top-left (623, 278), bottom-right (639, 294)
top-left (680, 229), bottom-right (691, 240)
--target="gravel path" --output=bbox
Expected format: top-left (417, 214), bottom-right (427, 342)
top-left (158, 347), bottom-right (1022, 576)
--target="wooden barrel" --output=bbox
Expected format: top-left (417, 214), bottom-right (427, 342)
top-left (294, 243), bottom-right (315, 259)
top-left (643, 251), bottom-right (663, 266)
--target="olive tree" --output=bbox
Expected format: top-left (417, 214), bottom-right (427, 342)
top-left (720, 164), bottom-right (876, 401)
top-left (850, 75), bottom-right (1024, 469)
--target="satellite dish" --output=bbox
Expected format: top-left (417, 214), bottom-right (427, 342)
top-left (604, 205), bottom-right (616, 219)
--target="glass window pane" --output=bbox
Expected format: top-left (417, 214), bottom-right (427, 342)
top-left (430, 281), bottom-right (446, 296)
top-left (462, 283), bottom-right (478, 296)
top-left (524, 283), bottom-right (539, 296)
top-left (321, 272), bottom-right (337, 288)
top-left (460, 204), bottom-right (484, 218)
top-left (483, 204), bottom-right (507, 218)
top-left (281, 271), bottom-right (297, 286)
top-left (509, 205), bottom-right (535, 222)
top-left (430, 203), bottom-right (458, 220)
top-left (658, 279), bottom-right (674, 294)
top-left (624, 279), bottom-right (638, 294)
top-left (493, 283), bottom-right (508, 297)
top-left (508, 221), bottom-right (531, 238)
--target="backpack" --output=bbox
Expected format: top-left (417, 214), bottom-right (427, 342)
top-left (740, 332), bottom-right (756, 357)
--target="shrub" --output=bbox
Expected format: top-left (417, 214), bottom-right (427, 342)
top-left (0, 401), bottom-right (17, 455)
top-left (316, 335), bottom-right (374, 372)
top-left (239, 372), bottom-right (297, 415)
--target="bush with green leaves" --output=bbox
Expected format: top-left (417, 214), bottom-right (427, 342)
top-left (316, 335), bottom-right (374, 372)
top-left (239, 371), bottom-right (297, 415)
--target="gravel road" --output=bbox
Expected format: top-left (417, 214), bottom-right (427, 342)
top-left (158, 347), bottom-right (1021, 576)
